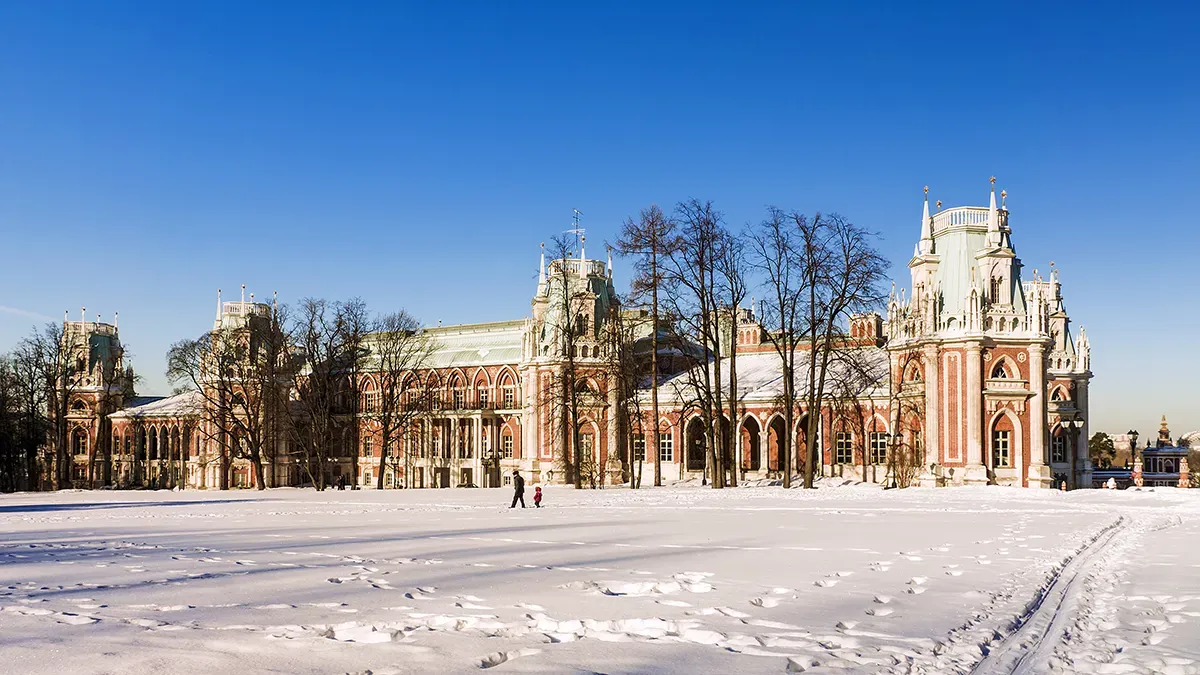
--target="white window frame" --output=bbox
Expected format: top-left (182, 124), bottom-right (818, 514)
top-left (659, 434), bottom-right (674, 463)
top-left (993, 430), bottom-right (1011, 468)
top-left (835, 431), bottom-right (853, 464)
top-left (632, 433), bottom-right (646, 462)
top-left (869, 432), bottom-right (887, 465)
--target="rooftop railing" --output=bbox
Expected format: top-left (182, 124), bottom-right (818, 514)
top-left (930, 206), bottom-right (1007, 233)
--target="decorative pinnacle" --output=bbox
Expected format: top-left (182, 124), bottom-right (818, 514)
top-left (990, 176), bottom-right (996, 185)
top-left (1000, 189), bottom-right (1007, 208)
top-left (923, 185), bottom-right (929, 195)
top-left (936, 200), bottom-right (942, 210)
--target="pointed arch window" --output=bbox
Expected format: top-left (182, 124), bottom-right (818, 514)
top-left (991, 362), bottom-right (1010, 379)
top-left (990, 277), bottom-right (1002, 304)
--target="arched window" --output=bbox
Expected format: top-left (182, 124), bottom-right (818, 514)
top-left (905, 362), bottom-right (922, 382)
top-left (990, 277), bottom-right (1001, 304)
top-left (991, 361), bottom-right (1010, 379)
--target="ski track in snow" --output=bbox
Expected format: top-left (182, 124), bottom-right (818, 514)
top-left (0, 484), bottom-right (1198, 674)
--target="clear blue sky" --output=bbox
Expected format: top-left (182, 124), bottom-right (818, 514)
top-left (1, 2), bottom-right (1196, 437)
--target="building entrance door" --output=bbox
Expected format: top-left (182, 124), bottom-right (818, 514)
top-left (435, 467), bottom-right (450, 488)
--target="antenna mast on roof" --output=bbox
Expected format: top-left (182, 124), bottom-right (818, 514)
top-left (564, 208), bottom-right (585, 256)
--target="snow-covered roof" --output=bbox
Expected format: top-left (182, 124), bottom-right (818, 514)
top-left (649, 347), bottom-right (890, 405)
top-left (111, 390), bottom-right (205, 419)
top-left (418, 320), bottom-right (526, 369)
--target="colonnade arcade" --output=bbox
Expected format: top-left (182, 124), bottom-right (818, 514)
top-left (632, 408), bottom-right (924, 482)
top-left (109, 421), bottom-right (196, 488)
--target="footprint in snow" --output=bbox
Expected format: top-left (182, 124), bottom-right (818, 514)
top-left (873, 595), bottom-right (892, 604)
top-left (866, 607), bottom-right (894, 616)
top-left (749, 597), bottom-right (781, 608)
top-left (814, 579), bottom-right (838, 588)
top-left (656, 599), bottom-right (691, 607)
top-left (479, 648), bottom-right (541, 669)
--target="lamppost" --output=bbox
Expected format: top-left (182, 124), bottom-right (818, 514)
top-left (885, 431), bottom-right (899, 488)
top-left (1126, 429), bottom-right (1139, 469)
top-left (1063, 414), bottom-right (1085, 489)
top-left (483, 448), bottom-right (499, 488)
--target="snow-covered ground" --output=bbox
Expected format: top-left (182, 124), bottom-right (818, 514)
top-left (1, 484), bottom-right (1198, 674)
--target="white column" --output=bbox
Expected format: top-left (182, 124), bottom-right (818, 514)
top-left (1027, 344), bottom-right (1051, 488)
top-left (1076, 377), bottom-right (1092, 488)
top-left (964, 343), bottom-right (987, 483)
top-left (923, 343), bottom-right (940, 467)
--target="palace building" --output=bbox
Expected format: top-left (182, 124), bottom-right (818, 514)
top-left (56, 181), bottom-right (1096, 490)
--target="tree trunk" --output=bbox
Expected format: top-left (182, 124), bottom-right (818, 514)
top-left (252, 454), bottom-right (265, 490)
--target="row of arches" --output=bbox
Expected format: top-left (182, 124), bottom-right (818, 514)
top-left (111, 424), bottom-right (195, 462)
top-left (359, 367), bottom-right (523, 411)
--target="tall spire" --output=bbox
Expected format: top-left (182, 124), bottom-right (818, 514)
top-left (241, 284), bottom-right (246, 305)
top-left (539, 242), bottom-right (546, 283)
top-left (606, 245), bottom-right (613, 276)
top-left (114, 312), bottom-right (118, 330)
top-left (918, 186), bottom-right (933, 255)
top-left (987, 176), bottom-right (999, 246)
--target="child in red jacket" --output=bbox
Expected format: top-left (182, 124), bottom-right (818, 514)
top-left (533, 486), bottom-right (543, 508)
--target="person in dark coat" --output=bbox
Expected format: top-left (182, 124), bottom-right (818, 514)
top-left (510, 470), bottom-right (526, 508)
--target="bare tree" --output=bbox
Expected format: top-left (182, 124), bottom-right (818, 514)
top-left (18, 322), bottom-right (87, 489)
top-left (615, 205), bottom-right (676, 487)
top-left (660, 199), bottom-right (730, 488)
top-left (798, 214), bottom-right (889, 489)
top-left (716, 228), bottom-right (748, 488)
top-left (748, 208), bottom-right (810, 488)
top-left (364, 310), bottom-right (433, 490)
top-left (167, 299), bottom-right (290, 490)
top-left (8, 340), bottom-right (51, 490)
top-left (286, 298), bottom-right (367, 491)
top-left (539, 235), bottom-right (605, 488)
top-left (602, 301), bottom-right (649, 487)
top-left (340, 299), bottom-right (370, 485)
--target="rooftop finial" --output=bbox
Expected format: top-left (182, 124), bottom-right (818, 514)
top-left (918, 186), bottom-right (933, 254)
top-left (81, 306), bottom-right (86, 325)
top-left (936, 200), bottom-right (942, 211)
top-left (539, 242), bottom-right (546, 283)
top-left (114, 311), bottom-right (119, 330)
top-left (241, 284), bottom-right (246, 305)
top-left (1000, 189), bottom-right (1007, 210)
top-left (987, 176), bottom-right (1000, 244)
top-left (606, 244), bottom-right (613, 276)
top-left (216, 288), bottom-right (222, 320)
